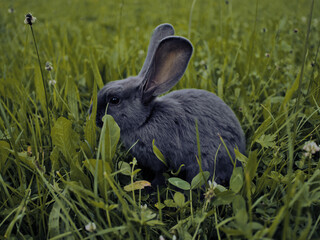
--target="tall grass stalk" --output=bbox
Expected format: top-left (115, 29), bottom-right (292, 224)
top-left (307, 40), bottom-right (320, 95)
top-left (282, 109), bottom-right (295, 239)
top-left (28, 23), bottom-right (52, 149)
top-left (188, 0), bottom-right (197, 39)
top-left (0, 100), bottom-right (23, 185)
top-left (246, 0), bottom-right (259, 79)
top-left (292, 0), bottom-right (314, 142)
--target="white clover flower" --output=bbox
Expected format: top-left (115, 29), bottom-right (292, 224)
top-left (204, 180), bottom-right (218, 202)
top-left (45, 62), bottom-right (53, 71)
top-left (24, 13), bottom-right (36, 25)
top-left (85, 222), bottom-right (96, 232)
top-left (208, 180), bottom-right (217, 188)
top-left (140, 204), bottom-right (147, 210)
top-left (49, 80), bottom-right (56, 86)
top-left (303, 141), bottom-right (320, 158)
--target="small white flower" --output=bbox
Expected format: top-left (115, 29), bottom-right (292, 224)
top-left (85, 222), bottom-right (96, 232)
top-left (204, 180), bottom-right (218, 202)
top-left (138, 50), bottom-right (145, 57)
top-left (159, 235), bottom-right (165, 240)
top-left (303, 141), bottom-right (320, 158)
top-left (45, 62), bottom-right (53, 71)
top-left (208, 180), bottom-right (217, 188)
top-left (8, 8), bottom-right (14, 13)
top-left (24, 13), bottom-right (36, 25)
top-left (49, 80), bottom-right (56, 86)
top-left (200, 60), bottom-right (206, 66)
top-left (172, 235), bottom-right (177, 240)
top-left (140, 204), bottom-right (147, 210)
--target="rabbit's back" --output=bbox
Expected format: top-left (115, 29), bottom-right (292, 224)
top-left (164, 89), bottom-right (245, 155)
top-left (163, 89), bottom-right (245, 183)
top-left (123, 88), bottom-right (245, 184)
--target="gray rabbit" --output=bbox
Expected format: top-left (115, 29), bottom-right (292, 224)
top-left (91, 23), bottom-right (245, 187)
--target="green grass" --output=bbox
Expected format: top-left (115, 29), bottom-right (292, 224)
top-left (1, 0), bottom-right (320, 239)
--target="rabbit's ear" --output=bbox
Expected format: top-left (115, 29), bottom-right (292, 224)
top-left (142, 36), bottom-right (193, 103)
top-left (139, 24), bottom-right (175, 77)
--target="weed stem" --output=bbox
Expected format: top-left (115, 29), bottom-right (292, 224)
top-left (29, 25), bottom-right (52, 150)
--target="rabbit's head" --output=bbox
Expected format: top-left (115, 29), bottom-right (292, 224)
top-left (92, 24), bottom-right (193, 131)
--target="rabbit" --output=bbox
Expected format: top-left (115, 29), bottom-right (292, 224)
top-left (90, 23), bottom-right (246, 187)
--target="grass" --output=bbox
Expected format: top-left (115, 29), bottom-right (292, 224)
top-left (1, 0), bottom-right (320, 239)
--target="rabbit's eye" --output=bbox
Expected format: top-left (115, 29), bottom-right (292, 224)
top-left (109, 96), bottom-right (120, 105)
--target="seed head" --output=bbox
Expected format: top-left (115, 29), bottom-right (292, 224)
top-left (24, 13), bottom-right (36, 25)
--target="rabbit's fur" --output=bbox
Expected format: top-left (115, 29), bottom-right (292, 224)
top-left (92, 24), bottom-right (245, 187)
